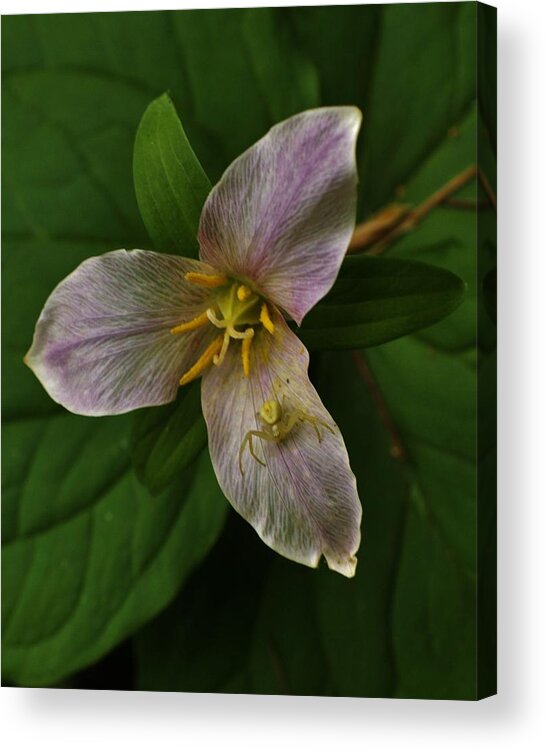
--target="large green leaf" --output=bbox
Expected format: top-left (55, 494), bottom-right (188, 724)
top-left (309, 351), bottom-right (408, 697)
top-left (478, 4), bottom-right (497, 155)
top-left (358, 2), bottom-right (476, 213)
top-left (289, 3), bottom-right (476, 216)
top-left (135, 511), bottom-right (270, 693)
top-left (2, 429), bottom-right (227, 686)
top-left (133, 93), bottom-right (211, 257)
top-left (366, 337), bottom-right (476, 574)
top-left (241, 559), bottom-right (333, 696)
top-left (2, 69), bottom-right (149, 246)
top-left (379, 105), bottom-right (481, 352)
top-left (168, 7), bottom-right (319, 177)
top-left (299, 255), bottom-right (465, 351)
top-left (136, 519), bottom-right (334, 697)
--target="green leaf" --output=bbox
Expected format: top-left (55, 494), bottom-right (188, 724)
top-left (478, 4), bottom-right (497, 154)
top-left (135, 511), bottom-right (270, 694)
top-left (366, 337), bottom-right (477, 575)
top-left (380, 105), bottom-right (481, 352)
top-left (2, 70), bottom-right (149, 245)
top-left (310, 351), bottom-right (409, 697)
top-left (358, 2), bottom-right (476, 213)
top-left (242, 560), bottom-right (333, 696)
top-left (290, 3), bottom-right (476, 215)
top-left (392, 500), bottom-right (475, 699)
top-left (169, 7), bottom-right (320, 176)
top-left (136, 518), bottom-right (334, 696)
top-left (2, 423), bottom-right (228, 686)
top-left (133, 93), bottom-right (211, 258)
top-left (288, 4), bottom-right (381, 110)
top-left (299, 255), bottom-right (465, 351)
top-left (131, 382), bottom-right (207, 495)
top-left (241, 8), bottom-right (319, 124)
top-left (313, 350), bottom-right (475, 699)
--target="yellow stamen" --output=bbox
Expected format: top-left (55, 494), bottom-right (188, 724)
top-left (237, 284), bottom-right (252, 302)
top-left (170, 310), bottom-right (210, 335)
top-left (184, 271), bottom-right (229, 289)
top-left (242, 335), bottom-right (253, 378)
top-left (260, 303), bottom-right (275, 335)
top-left (179, 336), bottom-right (223, 386)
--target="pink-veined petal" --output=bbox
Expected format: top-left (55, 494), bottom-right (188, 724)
top-left (201, 313), bottom-right (362, 576)
top-left (198, 107), bottom-right (361, 325)
top-left (25, 249), bottom-right (218, 416)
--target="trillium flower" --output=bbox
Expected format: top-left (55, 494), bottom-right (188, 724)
top-left (25, 107), bottom-right (363, 577)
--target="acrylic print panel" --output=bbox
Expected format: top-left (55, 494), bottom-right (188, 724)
top-left (1, 2), bottom-right (497, 699)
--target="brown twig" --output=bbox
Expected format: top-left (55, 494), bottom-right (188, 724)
top-left (352, 351), bottom-right (407, 462)
top-left (347, 203), bottom-right (411, 253)
top-left (348, 164), bottom-right (478, 256)
top-left (477, 166), bottom-right (497, 212)
top-left (370, 164), bottom-right (478, 255)
top-left (444, 197), bottom-right (490, 210)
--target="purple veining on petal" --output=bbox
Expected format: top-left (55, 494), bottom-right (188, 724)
top-left (198, 107), bottom-right (361, 325)
top-left (201, 312), bottom-right (362, 576)
top-left (25, 249), bottom-right (218, 416)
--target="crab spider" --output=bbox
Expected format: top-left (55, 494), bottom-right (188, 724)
top-left (238, 398), bottom-right (335, 475)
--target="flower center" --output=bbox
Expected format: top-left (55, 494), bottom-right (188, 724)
top-left (171, 274), bottom-right (276, 386)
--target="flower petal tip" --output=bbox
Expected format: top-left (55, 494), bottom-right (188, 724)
top-left (325, 552), bottom-right (358, 578)
top-left (344, 105), bottom-right (363, 130)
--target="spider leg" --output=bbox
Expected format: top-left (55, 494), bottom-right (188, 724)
top-left (287, 410), bottom-right (335, 444)
top-left (239, 432), bottom-right (252, 475)
top-left (239, 430), bottom-right (273, 475)
top-left (248, 432), bottom-right (267, 468)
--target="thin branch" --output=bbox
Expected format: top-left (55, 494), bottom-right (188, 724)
top-left (369, 164), bottom-right (478, 255)
top-left (352, 352), bottom-right (407, 462)
top-left (444, 197), bottom-right (490, 210)
top-left (347, 203), bottom-right (410, 253)
top-left (348, 164), bottom-right (478, 255)
top-left (478, 166), bottom-right (497, 212)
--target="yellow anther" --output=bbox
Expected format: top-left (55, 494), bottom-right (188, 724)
top-left (179, 335), bottom-right (224, 386)
top-left (260, 303), bottom-right (275, 335)
top-left (237, 284), bottom-right (252, 302)
top-left (242, 335), bottom-right (253, 378)
top-left (184, 272), bottom-right (229, 289)
top-left (170, 310), bottom-right (210, 335)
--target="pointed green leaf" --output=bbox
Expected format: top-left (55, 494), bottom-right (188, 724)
top-left (133, 92), bottom-right (211, 257)
top-left (299, 255), bottom-right (465, 351)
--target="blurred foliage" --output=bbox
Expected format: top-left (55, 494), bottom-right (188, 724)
top-left (2, 3), bottom-right (495, 697)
